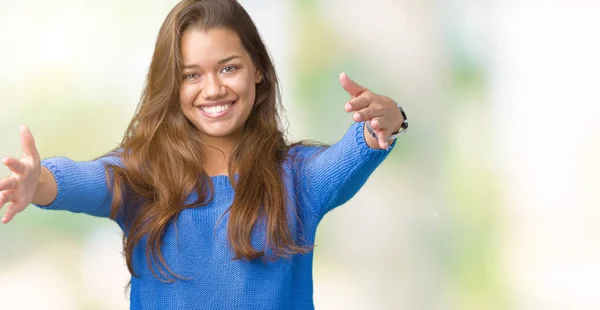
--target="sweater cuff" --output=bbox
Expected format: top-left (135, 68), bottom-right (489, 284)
top-left (353, 121), bottom-right (397, 158)
top-left (34, 158), bottom-right (68, 210)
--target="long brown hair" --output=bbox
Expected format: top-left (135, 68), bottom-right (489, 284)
top-left (102, 0), bottom-right (314, 282)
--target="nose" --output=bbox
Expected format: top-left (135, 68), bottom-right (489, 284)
top-left (201, 74), bottom-right (226, 100)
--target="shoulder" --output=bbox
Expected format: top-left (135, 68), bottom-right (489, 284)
top-left (286, 142), bottom-right (328, 160)
top-left (281, 142), bottom-right (329, 176)
top-left (94, 148), bottom-right (126, 168)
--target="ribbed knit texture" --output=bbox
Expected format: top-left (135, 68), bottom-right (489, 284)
top-left (34, 122), bottom-right (395, 309)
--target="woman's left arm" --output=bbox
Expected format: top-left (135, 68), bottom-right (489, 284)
top-left (298, 73), bottom-right (407, 219)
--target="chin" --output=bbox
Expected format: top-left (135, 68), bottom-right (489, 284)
top-left (198, 124), bottom-right (241, 138)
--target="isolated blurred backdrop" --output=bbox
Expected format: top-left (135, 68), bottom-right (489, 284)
top-left (1, 0), bottom-right (599, 309)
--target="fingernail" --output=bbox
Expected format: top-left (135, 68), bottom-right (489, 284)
top-left (345, 103), bottom-right (351, 111)
top-left (353, 113), bottom-right (360, 121)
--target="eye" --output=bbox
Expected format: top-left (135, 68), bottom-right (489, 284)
top-left (184, 73), bottom-right (200, 80)
top-left (221, 66), bottom-right (238, 74)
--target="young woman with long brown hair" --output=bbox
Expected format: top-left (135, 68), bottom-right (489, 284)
top-left (0, 0), bottom-right (407, 308)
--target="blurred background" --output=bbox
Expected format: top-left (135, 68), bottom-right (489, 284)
top-left (0, 0), bottom-right (599, 309)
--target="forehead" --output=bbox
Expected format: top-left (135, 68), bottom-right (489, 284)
top-left (180, 27), bottom-right (248, 64)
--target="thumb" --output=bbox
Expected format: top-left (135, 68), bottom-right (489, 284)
top-left (20, 125), bottom-right (40, 162)
top-left (339, 72), bottom-right (367, 98)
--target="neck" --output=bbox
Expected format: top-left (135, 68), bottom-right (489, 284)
top-left (199, 132), bottom-right (242, 177)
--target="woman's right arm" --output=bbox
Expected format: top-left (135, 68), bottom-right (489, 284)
top-left (0, 125), bottom-right (122, 224)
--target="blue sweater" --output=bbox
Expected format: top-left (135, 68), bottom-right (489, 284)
top-left (34, 122), bottom-right (395, 309)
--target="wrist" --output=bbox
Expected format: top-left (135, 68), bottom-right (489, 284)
top-left (33, 167), bottom-right (57, 206)
top-left (362, 122), bottom-right (383, 149)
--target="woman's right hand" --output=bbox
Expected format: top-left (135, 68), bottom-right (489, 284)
top-left (0, 125), bottom-right (41, 224)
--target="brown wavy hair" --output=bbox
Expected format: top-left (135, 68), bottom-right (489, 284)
top-left (102, 0), bottom-right (314, 282)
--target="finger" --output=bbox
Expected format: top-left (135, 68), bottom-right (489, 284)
top-left (2, 204), bottom-right (18, 224)
top-left (339, 72), bottom-right (368, 98)
top-left (375, 129), bottom-right (389, 149)
top-left (344, 97), bottom-right (370, 112)
top-left (0, 177), bottom-right (17, 192)
top-left (0, 191), bottom-right (13, 209)
top-left (2, 156), bottom-right (26, 174)
top-left (20, 125), bottom-right (40, 163)
top-left (353, 105), bottom-right (383, 122)
top-left (370, 118), bottom-right (385, 131)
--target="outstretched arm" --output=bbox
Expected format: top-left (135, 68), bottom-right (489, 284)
top-left (298, 73), bottom-right (406, 219)
top-left (33, 154), bottom-right (122, 220)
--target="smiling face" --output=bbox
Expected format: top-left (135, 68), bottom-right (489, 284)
top-left (179, 27), bottom-right (263, 141)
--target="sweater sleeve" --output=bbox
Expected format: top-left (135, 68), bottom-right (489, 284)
top-left (32, 153), bottom-right (124, 224)
top-left (297, 121), bottom-right (396, 219)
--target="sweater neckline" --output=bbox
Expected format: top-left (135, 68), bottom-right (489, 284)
top-left (210, 174), bottom-right (238, 187)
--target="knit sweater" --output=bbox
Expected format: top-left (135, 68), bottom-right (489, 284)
top-left (34, 122), bottom-right (396, 310)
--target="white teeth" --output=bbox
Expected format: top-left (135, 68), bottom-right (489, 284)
top-left (200, 103), bottom-right (232, 114)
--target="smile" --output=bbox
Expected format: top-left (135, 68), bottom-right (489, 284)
top-left (198, 101), bottom-right (236, 118)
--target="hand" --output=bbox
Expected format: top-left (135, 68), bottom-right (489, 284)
top-left (340, 72), bottom-right (404, 149)
top-left (0, 125), bottom-right (41, 224)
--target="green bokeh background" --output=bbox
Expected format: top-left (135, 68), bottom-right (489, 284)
top-left (4, 0), bottom-right (581, 309)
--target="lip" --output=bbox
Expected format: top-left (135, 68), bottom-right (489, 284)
top-left (196, 100), bottom-right (236, 119)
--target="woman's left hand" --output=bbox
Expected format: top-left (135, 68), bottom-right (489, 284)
top-left (340, 72), bottom-right (404, 149)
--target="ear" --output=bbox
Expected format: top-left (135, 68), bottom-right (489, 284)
top-left (255, 69), bottom-right (263, 84)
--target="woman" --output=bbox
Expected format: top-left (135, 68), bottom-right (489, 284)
top-left (0, 0), bottom-right (407, 309)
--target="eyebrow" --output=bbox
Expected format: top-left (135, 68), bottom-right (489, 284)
top-left (183, 55), bottom-right (242, 70)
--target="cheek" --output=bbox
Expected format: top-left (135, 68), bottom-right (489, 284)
top-left (179, 85), bottom-right (198, 107)
top-left (230, 75), bottom-right (257, 102)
